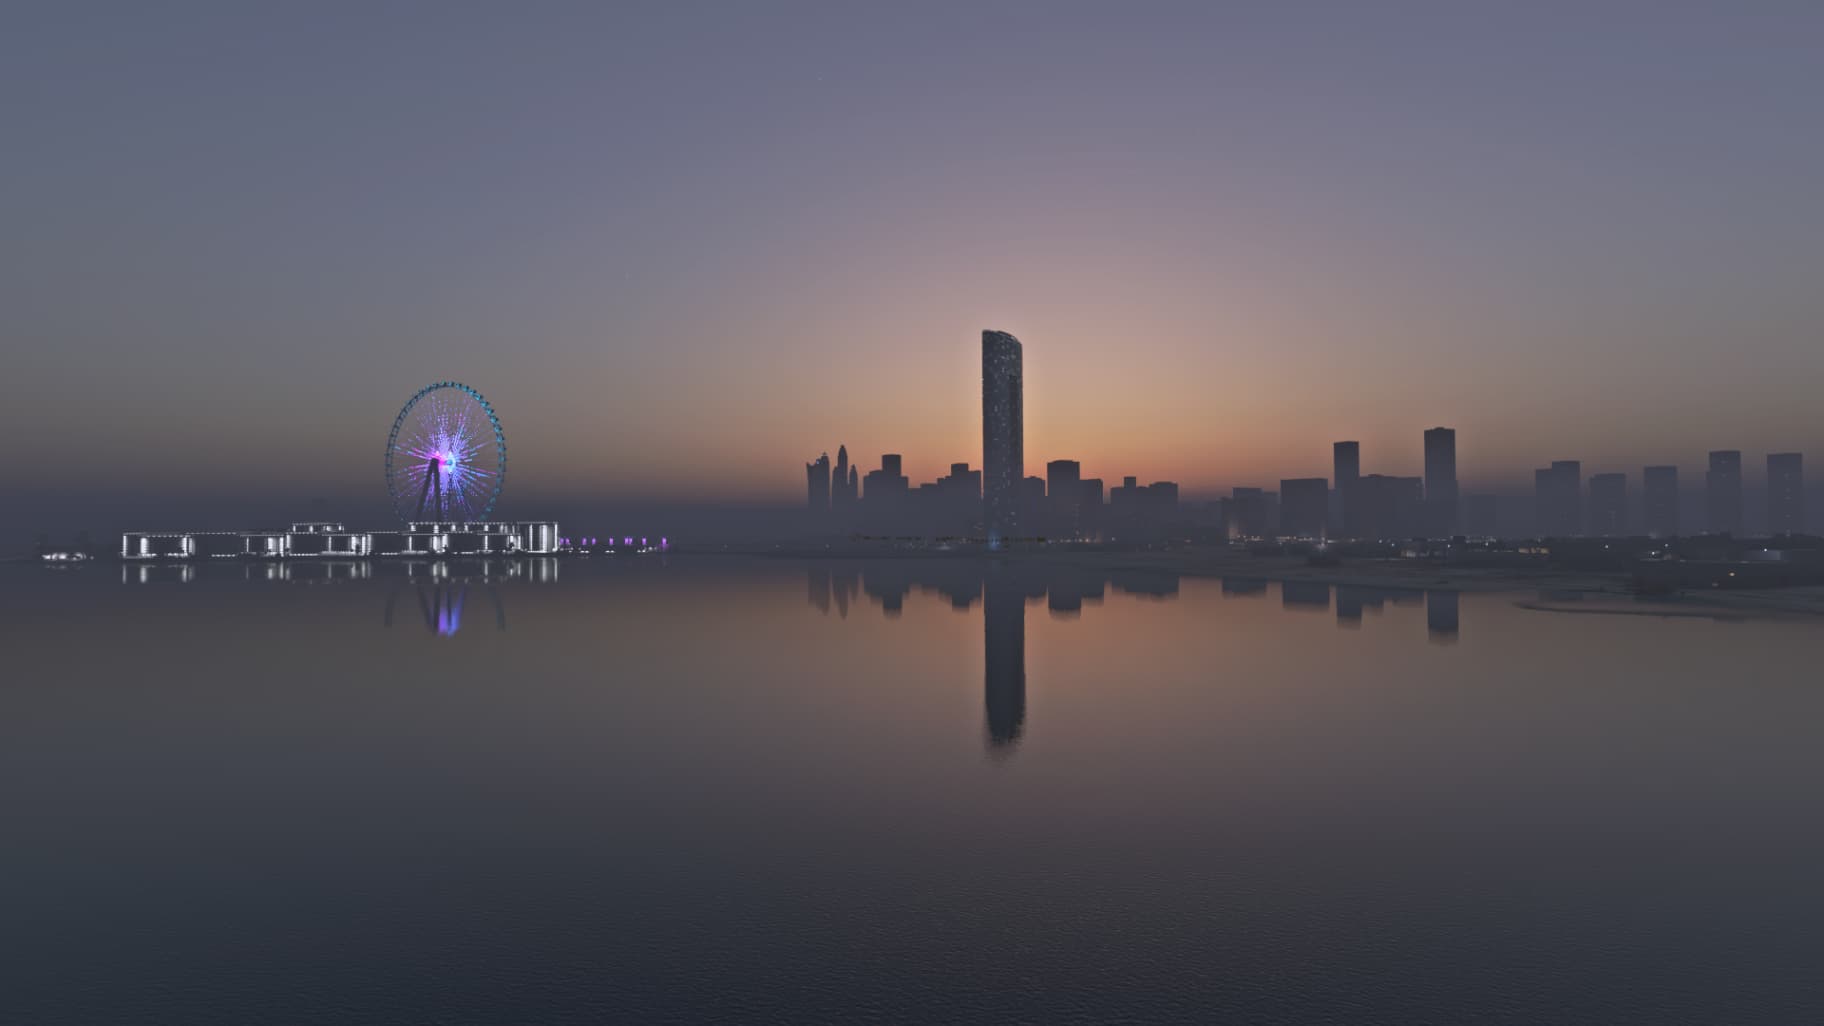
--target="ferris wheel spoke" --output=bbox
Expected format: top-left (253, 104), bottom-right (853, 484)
top-left (385, 382), bottom-right (505, 523)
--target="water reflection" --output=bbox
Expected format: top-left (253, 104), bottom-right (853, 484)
top-left (117, 557), bottom-right (560, 586)
top-left (803, 564), bottom-right (1474, 744)
top-left (1427, 590), bottom-right (1461, 644)
top-left (806, 561), bottom-right (1182, 753)
top-left (15, 555), bottom-right (1818, 1026)
top-left (1221, 578), bottom-right (1267, 598)
top-left (122, 563), bottom-right (196, 584)
top-left (377, 560), bottom-right (556, 636)
top-left (1281, 580), bottom-right (1331, 611)
top-left (384, 582), bottom-right (505, 636)
top-left (983, 565), bottom-right (1025, 749)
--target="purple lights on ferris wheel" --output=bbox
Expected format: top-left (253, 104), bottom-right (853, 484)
top-left (384, 382), bottom-right (506, 525)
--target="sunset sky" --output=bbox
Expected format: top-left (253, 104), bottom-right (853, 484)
top-left (7, 3), bottom-right (1823, 534)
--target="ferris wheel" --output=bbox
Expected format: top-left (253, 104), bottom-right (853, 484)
top-left (384, 382), bottom-right (506, 523)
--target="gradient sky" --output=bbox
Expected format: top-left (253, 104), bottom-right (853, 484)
top-left (6, 2), bottom-right (1823, 534)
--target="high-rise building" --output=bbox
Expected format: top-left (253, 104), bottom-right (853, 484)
top-left (1643, 465), bottom-right (1678, 538)
top-left (1587, 472), bottom-right (1627, 536)
top-left (924, 461), bottom-right (981, 535)
top-left (1358, 475), bottom-right (1423, 540)
top-left (1022, 476), bottom-right (1047, 517)
top-left (1465, 493), bottom-right (1499, 538)
top-left (1230, 487), bottom-right (1270, 539)
top-left (1706, 450), bottom-right (1743, 535)
top-left (831, 446), bottom-right (855, 515)
top-left (806, 452), bottom-right (831, 512)
top-left (1047, 459), bottom-right (1082, 537)
top-left (1333, 441), bottom-right (1361, 537)
top-left (1079, 477), bottom-right (1104, 536)
top-left (1768, 453), bottom-right (1804, 535)
top-left (1110, 475), bottom-right (1143, 512)
top-left (1534, 461), bottom-right (1582, 536)
top-left (1279, 478), bottom-right (1329, 539)
top-left (1423, 427), bottom-right (1458, 538)
top-left (861, 454), bottom-right (908, 524)
top-left (982, 330), bottom-right (1024, 545)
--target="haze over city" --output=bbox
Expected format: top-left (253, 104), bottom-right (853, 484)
top-left (6, 3), bottom-right (1823, 540)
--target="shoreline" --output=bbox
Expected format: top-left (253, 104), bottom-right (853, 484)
top-left (737, 544), bottom-right (1824, 619)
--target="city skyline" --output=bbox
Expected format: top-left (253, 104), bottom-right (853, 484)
top-left (802, 328), bottom-right (1812, 541)
top-left (7, 5), bottom-right (1824, 544)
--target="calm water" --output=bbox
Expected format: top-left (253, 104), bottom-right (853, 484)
top-left (5, 556), bottom-right (1824, 1024)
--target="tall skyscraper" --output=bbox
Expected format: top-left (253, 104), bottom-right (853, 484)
top-left (982, 330), bottom-right (1024, 545)
top-left (1768, 452), bottom-right (1804, 535)
top-left (1587, 472), bottom-right (1627, 536)
top-left (1706, 450), bottom-right (1743, 535)
top-left (831, 445), bottom-right (855, 516)
top-left (1643, 465), bottom-right (1679, 538)
top-left (1333, 441), bottom-right (1361, 537)
top-left (806, 452), bottom-right (831, 512)
top-left (1423, 427), bottom-right (1458, 538)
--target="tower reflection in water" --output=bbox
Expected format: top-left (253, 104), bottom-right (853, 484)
top-left (808, 561), bottom-right (1472, 751)
top-left (804, 560), bottom-right (1181, 754)
top-left (982, 565), bottom-right (1025, 749)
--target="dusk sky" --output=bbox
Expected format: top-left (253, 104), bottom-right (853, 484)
top-left (7, 3), bottom-right (1823, 533)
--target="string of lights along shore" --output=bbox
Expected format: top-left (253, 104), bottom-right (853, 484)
top-left (805, 331), bottom-right (1808, 545)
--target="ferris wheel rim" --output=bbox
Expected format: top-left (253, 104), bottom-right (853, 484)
top-left (383, 381), bottom-right (507, 523)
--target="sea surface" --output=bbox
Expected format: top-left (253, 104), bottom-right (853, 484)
top-left (5, 555), bottom-right (1823, 1024)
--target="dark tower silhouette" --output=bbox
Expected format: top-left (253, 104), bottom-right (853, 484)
top-left (1279, 478), bottom-right (1328, 539)
top-left (1535, 460), bottom-right (1582, 536)
top-left (1333, 441), bottom-right (1361, 537)
top-left (1643, 465), bottom-right (1679, 538)
top-left (1588, 472), bottom-right (1627, 536)
top-left (1706, 450), bottom-right (1743, 535)
top-left (832, 445), bottom-right (854, 517)
top-left (982, 330), bottom-right (1024, 546)
top-left (983, 565), bottom-right (1026, 749)
top-left (1767, 452), bottom-right (1804, 535)
top-left (1423, 427), bottom-right (1458, 538)
top-left (1047, 459), bottom-right (1082, 538)
top-left (806, 452), bottom-right (831, 512)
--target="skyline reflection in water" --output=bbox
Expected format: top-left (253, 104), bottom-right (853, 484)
top-left (7, 556), bottom-right (1822, 1024)
top-left (803, 561), bottom-right (1470, 751)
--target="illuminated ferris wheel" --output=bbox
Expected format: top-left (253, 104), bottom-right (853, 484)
top-left (384, 382), bottom-right (506, 523)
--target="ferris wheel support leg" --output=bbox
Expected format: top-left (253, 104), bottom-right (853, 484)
top-left (415, 457), bottom-right (438, 521)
